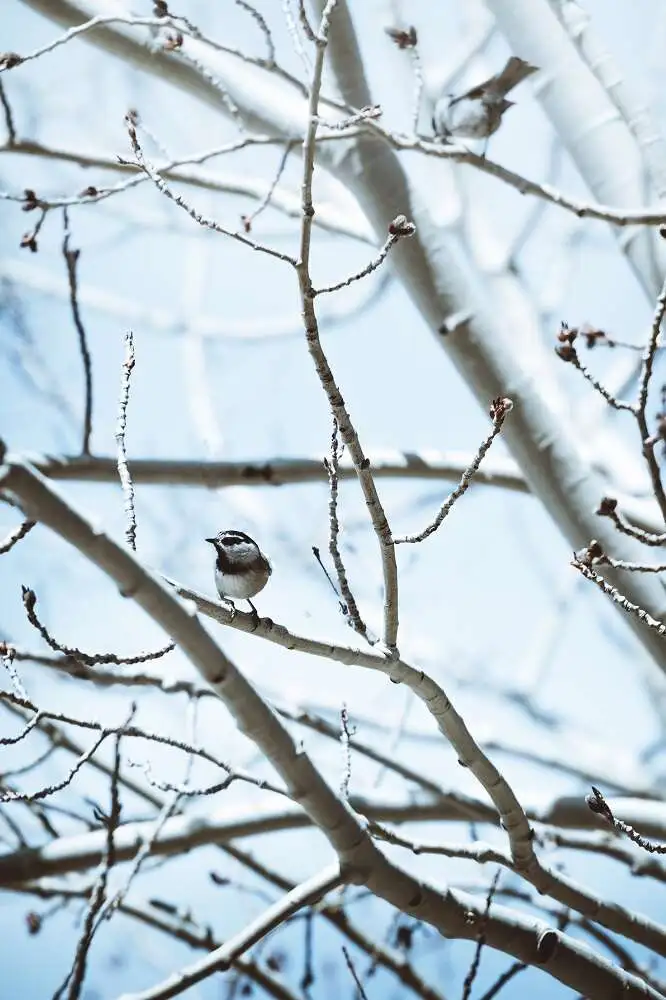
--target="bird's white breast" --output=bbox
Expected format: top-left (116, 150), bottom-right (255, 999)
top-left (214, 565), bottom-right (270, 599)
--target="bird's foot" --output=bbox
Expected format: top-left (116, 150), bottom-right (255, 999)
top-left (221, 597), bottom-right (238, 620)
top-left (246, 598), bottom-right (260, 631)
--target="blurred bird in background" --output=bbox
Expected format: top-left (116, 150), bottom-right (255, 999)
top-left (433, 56), bottom-right (538, 148)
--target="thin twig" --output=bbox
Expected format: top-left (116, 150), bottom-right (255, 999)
top-left (116, 331), bottom-right (137, 551)
top-left (556, 340), bottom-right (635, 413)
top-left (62, 209), bottom-right (93, 454)
top-left (0, 643), bottom-right (29, 700)
top-left (57, 732), bottom-right (123, 1000)
top-left (635, 274), bottom-right (666, 522)
top-left (21, 586), bottom-right (175, 665)
top-left (19, 205), bottom-right (48, 252)
top-left (234, 0), bottom-right (276, 64)
top-left (297, 0), bottom-right (317, 43)
top-left (0, 79), bottom-right (16, 144)
top-left (325, 420), bottom-right (371, 639)
top-left (461, 869), bottom-right (501, 1000)
top-left (1, 729), bottom-right (108, 803)
top-left (342, 946), bottom-right (370, 1000)
top-left (587, 786), bottom-right (666, 855)
top-left (126, 116), bottom-right (296, 266)
top-left (396, 398), bottom-right (512, 544)
top-left (314, 217), bottom-right (414, 296)
top-left (241, 141), bottom-right (294, 232)
top-left (409, 50), bottom-right (424, 134)
top-left (597, 497), bottom-right (666, 546)
top-left (476, 961), bottom-right (528, 1000)
top-left (571, 558), bottom-right (666, 636)
top-left (0, 519), bottom-right (35, 554)
top-left (339, 704), bottom-right (352, 799)
top-left (301, 909), bottom-right (315, 996)
top-left (296, 1), bottom-right (400, 651)
top-left (0, 690), bottom-right (281, 799)
top-left (119, 866), bottom-right (343, 1000)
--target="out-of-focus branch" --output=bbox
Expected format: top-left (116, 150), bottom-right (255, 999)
top-left (21, 451), bottom-right (529, 491)
top-left (62, 209), bottom-right (93, 455)
top-left (484, 0), bottom-right (664, 295)
top-left (0, 518), bottom-right (35, 554)
top-left (117, 865), bottom-right (343, 1000)
top-left (0, 139), bottom-right (374, 244)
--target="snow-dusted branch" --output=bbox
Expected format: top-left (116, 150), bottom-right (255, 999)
top-left (0, 518), bottom-right (35, 554)
top-left (115, 330), bottom-right (137, 551)
top-left (24, 450), bottom-right (529, 491)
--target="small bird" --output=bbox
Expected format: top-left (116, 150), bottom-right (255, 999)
top-left (205, 530), bottom-right (272, 616)
top-left (432, 56), bottom-right (538, 144)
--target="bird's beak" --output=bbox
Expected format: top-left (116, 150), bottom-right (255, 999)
top-left (205, 537), bottom-right (217, 545)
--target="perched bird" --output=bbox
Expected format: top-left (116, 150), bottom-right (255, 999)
top-left (206, 530), bottom-right (272, 616)
top-left (432, 56), bottom-right (538, 144)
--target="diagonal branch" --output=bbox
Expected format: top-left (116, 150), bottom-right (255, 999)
top-left (118, 865), bottom-right (343, 1000)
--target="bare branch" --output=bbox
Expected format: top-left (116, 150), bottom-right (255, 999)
top-left (118, 866), bottom-right (343, 1000)
top-left (555, 333), bottom-right (635, 414)
top-left (396, 398), bottom-right (512, 544)
top-left (240, 140), bottom-right (294, 232)
top-left (339, 704), bottom-right (352, 799)
top-left (587, 786), bottom-right (666, 856)
top-left (1, 138), bottom-right (374, 243)
top-left (116, 330), bottom-right (137, 551)
top-left (0, 642), bottom-right (30, 700)
top-left (571, 557), bottom-right (666, 636)
top-left (297, 0), bottom-right (317, 44)
top-left (126, 116), bottom-right (296, 266)
top-left (342, 945), bottom-right (370, 1000)
top-left (0, 518), bottom-right (35, 554)
top-left (0, 78), bottom-right (16, 144)
top-left (57, 733), bottom-right (123, 1000)
top-left (635, 274), bottom-right (666, 522)
top-left (21, 586), bottom-right (175, 666)
top-left (461, 870), bottom-right (501, 1000)
top-left (314, 215), bottom-right (414, 296)
top-left (296, 4), bottom-right (399, 651)
top-left (597, 496), bottom-right (666, 547)
top-left (62, 208), bottom-right (93, 455)
top-left (26, 451), bottom-right (529, 493)
top-left (324, 420), bottom-right (371, 639)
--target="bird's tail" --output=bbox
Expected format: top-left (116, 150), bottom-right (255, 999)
top-left (493, 56), bottom-right (538, 96)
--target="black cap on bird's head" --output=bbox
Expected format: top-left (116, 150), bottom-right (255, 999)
top-left (206, 530), bottom-right (255, 547)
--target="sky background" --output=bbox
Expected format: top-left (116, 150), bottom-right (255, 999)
top-left (2, 1), bottom-right (666, 997)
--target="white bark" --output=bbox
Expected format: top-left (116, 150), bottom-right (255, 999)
top-left (484, 0), bottom-right (665, 295)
